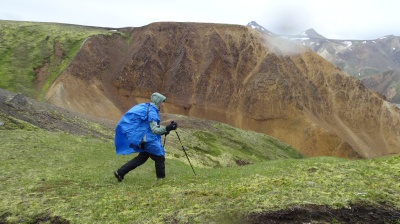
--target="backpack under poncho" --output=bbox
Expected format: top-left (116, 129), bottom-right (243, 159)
top-left (114, 102), bottom-right (164, 156)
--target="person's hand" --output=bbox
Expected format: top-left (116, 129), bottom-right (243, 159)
top-left (165, 121), bottom-right (178, 134)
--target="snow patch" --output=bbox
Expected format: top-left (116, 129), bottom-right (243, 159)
top-left (342, 41), bottom-right (352, 47)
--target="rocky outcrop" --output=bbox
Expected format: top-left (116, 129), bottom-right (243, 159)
top-left (45, 22), bottom-right (400, 158)
top-left (361, 70), bottom-right (400, 103)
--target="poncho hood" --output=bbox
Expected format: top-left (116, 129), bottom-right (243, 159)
top-left (151, 92), bottom-right (166, 109)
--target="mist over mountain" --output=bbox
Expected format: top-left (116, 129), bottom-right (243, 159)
top-left (247, 21), bottom-right (400, 105)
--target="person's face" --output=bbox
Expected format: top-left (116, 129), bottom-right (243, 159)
top-left (160, 100), bottom-right (165, 110)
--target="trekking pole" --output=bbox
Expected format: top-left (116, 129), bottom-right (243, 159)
top-left (175, 130), bottom-right (196, 176)
top-left (163, 134), bottom-right (167, 148)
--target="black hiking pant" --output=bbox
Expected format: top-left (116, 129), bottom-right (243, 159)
top-left (118, 152), bottom-right (165, 178)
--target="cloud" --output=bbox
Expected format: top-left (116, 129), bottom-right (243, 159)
top-left (257, 2), bottom-right (313, 36)
top-left (0, 0), bottom-right (399, 40)
top-left (0, 12), bottom-right (22, 21)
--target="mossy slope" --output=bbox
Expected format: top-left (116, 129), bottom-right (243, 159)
top-left (0, 20), bottom-right (113, 98)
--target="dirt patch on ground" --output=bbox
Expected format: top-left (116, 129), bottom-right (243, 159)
top-left (244, 203), bottom-right (400, 224)
top-left (0, 212), bottom-right (70, 224)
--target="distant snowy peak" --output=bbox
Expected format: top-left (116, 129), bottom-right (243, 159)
top-left (281, 28), bottom-right (326, 40)
top-left (246, 21), bottom-right (326, 40)
top-left (299, 28), bottom-right (326, 39)
top-left (246, 21), bottom-right (274, 35)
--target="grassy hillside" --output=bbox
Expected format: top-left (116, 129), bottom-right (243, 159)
top-left (0, 20), bottom-right (113, 98)
top-left (1, 21), bottom-right (400, 223)
top-left (0, 87), bottom-right (304, 168)
top-left (164, 119), bottom-right (305, 168)
top-left (1, 112), bottom-right (400, 223)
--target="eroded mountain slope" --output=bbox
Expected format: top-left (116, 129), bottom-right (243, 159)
top-left (45, 22), bottom-right (400, 158)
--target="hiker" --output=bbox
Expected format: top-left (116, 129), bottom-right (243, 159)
top-left (113, 92), bottom-right (178, 181)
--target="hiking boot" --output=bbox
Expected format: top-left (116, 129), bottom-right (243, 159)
top-left (114, 171), bottom-right (123, 182)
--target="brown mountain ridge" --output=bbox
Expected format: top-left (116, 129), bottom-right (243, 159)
top-left (43, 22), bottom-right (400, 158)
top-left (247, 21), bottom-right (400, 105)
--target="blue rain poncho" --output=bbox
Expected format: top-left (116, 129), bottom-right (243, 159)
top-left (114, 93), bottom-right (166, 156)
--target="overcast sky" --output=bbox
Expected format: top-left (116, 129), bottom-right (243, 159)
top-left (0, 0), bottom-right (399, 40)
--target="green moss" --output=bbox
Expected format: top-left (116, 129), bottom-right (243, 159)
top-left (0, 21), bottom-right (118, 99)
top-left (192, 131), bottom-right (221, 156)
top-left (0, 113), bottom-right (38, 130)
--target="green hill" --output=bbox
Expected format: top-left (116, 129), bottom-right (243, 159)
top-left (1, 90), bottom-right (400, 223)
top-left (0, 20), bottom-right (114, 98)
